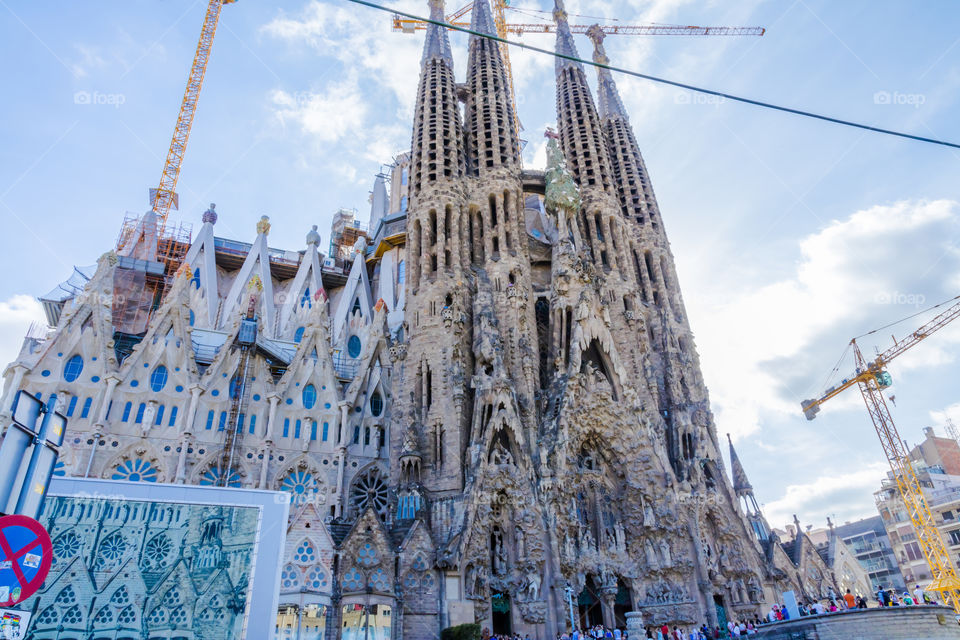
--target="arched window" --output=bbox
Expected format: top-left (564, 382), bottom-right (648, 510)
top-left (347, 335), bottom-right (362, 358)
top-left (205, 410), bottom-right (214, 430)
top-left (121, 402), bottom-right (132, 423)
top-left (168, 406), bottom-right (178, 427)
top-left (63, 354), bottom-right (83, 382)
top-left (154, 405), bottom-right (165, 426)
top-left (112, 459), bottom-right (158, 482)
top-left (217, 412), bottom-right (227, 431)
top-left (370, 392), bottom-right (383, 417)
top-left (150, 366), bottom-right (168, 392)
top-left (135, 403), bottom-right (146, 424)
top-left (302, 384), bottom-right (317, 409)
top-left (294, 326), bottom-right (306, 343)
top-left (80, 397), bottom-right (92, 419)
top-left (66, 396), bottom-right (78, 417)
top-left (191, 270), bottom-right (201, 289)
top-left (248, 415), bottom-right (257, 435)
top-left (300, 288), bottom-right (311, 309)
top-left (398, 260), bottom-right (406, 284)
top-left (189, 310), bottom-right (195, 326)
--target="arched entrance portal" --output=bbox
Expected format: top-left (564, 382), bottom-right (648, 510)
top-left (492, 590), bottom-right (511, 635)
top-left (613, 579), bottom-right (632, 629)
top-left (578, 578), bottom-right (603, 629)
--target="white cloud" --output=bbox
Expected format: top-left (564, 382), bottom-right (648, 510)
top-left (686, 199), bottom-right (960, 439)
top-left (0, 295), bottom-right (46, 371)
top-left (271, 78), bottom-right (369, 144)
top-left (930, 402), bottom-right (960, 430)
top-left (763, 461), bottom-right (889, 528)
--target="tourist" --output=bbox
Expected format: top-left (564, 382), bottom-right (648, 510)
top-left (843, 589), bottom-right (856, 609)
top-left (889, 591), bottom-right (900, 606)
top-left (767, 606), bottom-right (778, 623)
top-left (902, 591), bottom-right (914, 606)
top-left (913, 584), bottom-right (925, 605)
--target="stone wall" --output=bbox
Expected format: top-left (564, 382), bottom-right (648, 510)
top-left (755, 606), bottom-right (960, 640)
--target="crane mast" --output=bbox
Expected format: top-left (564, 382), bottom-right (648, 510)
top-left (802, 295), bottom-right (960, 610)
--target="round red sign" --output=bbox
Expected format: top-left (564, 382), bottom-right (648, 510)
top-left (0, 514), bottom-right (52, 606)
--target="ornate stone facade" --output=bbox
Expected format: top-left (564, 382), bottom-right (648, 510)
top-left (0, 0), bottom-right (828, 637)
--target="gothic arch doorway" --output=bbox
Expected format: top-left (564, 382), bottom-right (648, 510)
top-left (578, 577), bottom-right (603, 629)
top-left (492, 590), bottom-right (511, 635)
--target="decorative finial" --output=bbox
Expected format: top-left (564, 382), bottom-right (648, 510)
top-left (306, 224), bottom-right (321, 246)
top-left (256, 215), bottom-right (271, 235)
top-left (586, 24), bottom-right (606, 59)
top-left (202, 203), bottom-right (218, 224)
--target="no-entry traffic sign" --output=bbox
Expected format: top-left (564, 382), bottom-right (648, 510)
top-left (0, 515), bottom-right (51, 606)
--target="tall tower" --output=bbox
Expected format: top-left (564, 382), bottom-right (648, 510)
top-left (396, 0), bottom-right (470, 502)
top-left (588, 27), bottom-right (719, 485)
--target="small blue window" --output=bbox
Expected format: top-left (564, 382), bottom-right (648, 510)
top-left (121, 402), bottom-right (132, 423)
top-left (206, 410), bottom-right (214, 430)
top-left (401, 167), bottom-right (408, 185)
top-left (294, 327), bottom-right (305, 343)
top-left (191, 270), bottom-right (201, 289)
top-left (189, 310), bottom-right (195, 326)
top-left (352, 426), bottom-right (360, 444)
top-left (63, 355), bottom-right (83, 382)
top-left (302, 384), bottom-right (317, 409)
top-left (294, 420), bottom-right (302, 439)
top-left (282, 418), bottom-right (290, 438)
top-left (249, 414), bottom-right (257, 435)
top-left (364, 426), bottom-right (370, 446)
top-left (311, 421), bottom-right (317, 441)
top-left (150, 366), bottom-right (168, 392)
top-left (168, 406), bottom-right (178, 427)
top-left (238, 413), bottom-right (245, 433)
top-left (154, 405), bottom-right (165, 426)
top-left (398, 260), bottom-right (405, 284)
top-left (218, 412), bottom-right (227, 431)
top-left (135, 403), bottom-right (146, 424)
top-left (322, 422), bottom-right (329, 442)
top-left (401, 195), bottom-right (408, 212)
top-left (347, 335), bottom-right (362, 358)
top-left (66, 397), bottom-right (78, 417)
top-left (80, 397), bottom-right (92, 419)
top-left (300, 288), bottom-right (311, 309)
top-left (370, 392), bottom-right (383, 417)
top-left (105, 400), bottom-right (113, 421)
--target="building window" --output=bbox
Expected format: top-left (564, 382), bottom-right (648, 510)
top-left (218, 412), bottom-right (227, 431)
top-left (154, 405), bottom-right (165, 426)
top-left (401, 195), bottom-right (408, 212)
top-left (191, 270), bottom-right (201, 289)
top-left (302, 384), bottom-right (317, 410)
top-left (322, 421), bottom-right (329, 441)
top-left (294, 419), bottom-right (302, 439)
top-left (206, 410), bottom-right (214, 430)
top-left (310, 421), bottom-right (317, 440)
top-left (150, 366), bottom-right (168, 392)
top-left (398, 260), bottom-right (406, 284)
top-left (950, 530), bottom-right (960, 546)
top-left (66, 396), bottom-right (78, 417)
top-left (944, 510), bottom-right (955, 521)
top-left (63, 355), bottom-right (83, 382)
top-left (364, 426), bottom-right (370, 446)
top-left (283, 418), bottom-right (290, 438)
top-left (401, 167), bottom-right (408, 185)
top-left (121, 402), bottom-right (132, 423)
top-left (189, 310), bottom-right (195, 326)
top-left (135, 403), bottom-right (146, 424)
top-left (294, 327), bottom-right (305, 343)
top-left (168, 406), bottom-right (178, 427)
top-left (370, 392), bottom-right (383, 417)
top-left (348, 335), bottom-right (362, 358)
top-left (353, 426), bottom-right (361, 444)
top-left (249, 415), bottom-right (256, 435)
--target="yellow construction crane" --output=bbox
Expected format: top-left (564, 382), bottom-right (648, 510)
top-left (802, 295), bottom-right (960, 611)
top-left (393, 2), bottom-right (765, 139)
top-left (117, 0), bottom-right (235, 258)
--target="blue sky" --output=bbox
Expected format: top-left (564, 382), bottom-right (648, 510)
top-left (2, 0), bottom-right (959, 528)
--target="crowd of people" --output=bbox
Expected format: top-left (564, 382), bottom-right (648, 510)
top-left (498, 586), bottom-right (941, 640)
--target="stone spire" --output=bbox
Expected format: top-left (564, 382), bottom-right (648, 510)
top-left (464, 0), bottom-right (520, 173)
top-left (410, 0), bottom-right (464, 198)
top-left (728, 433), bottom-right (753, 494)
top-left (586, 26), bottom-right (628, 121)
top-left (552, 0), bottom-right (612, 194)
top-left (552, 0), bottom-right (583, 74)
top-left (421, 0), bottom-right (453, 65)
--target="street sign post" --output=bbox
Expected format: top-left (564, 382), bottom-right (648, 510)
top-left (0, 515), bottom-right (52, 608)
top-left (0, 391), bottom-right (65, 520)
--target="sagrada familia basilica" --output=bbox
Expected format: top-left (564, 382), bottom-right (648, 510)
top-left (0, 1), bottom-right (861, 638)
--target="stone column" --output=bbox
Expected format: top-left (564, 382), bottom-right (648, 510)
top-left (600, 584), bottom-right (617, 630)
top-left (175, 435), bottom-right (191, 484)
top-left (184, 385), bottom-right (203, 433)
top-left (264, 394), bottom-right (280, 441)
top-left (94, 376), bottom-right (120, 429)
top-left (0, 364), bottom-right (27, 419)
top-left (335, 446), bottom-right (347, 518)
top-left (258, 443), bottom-right (272, 489)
